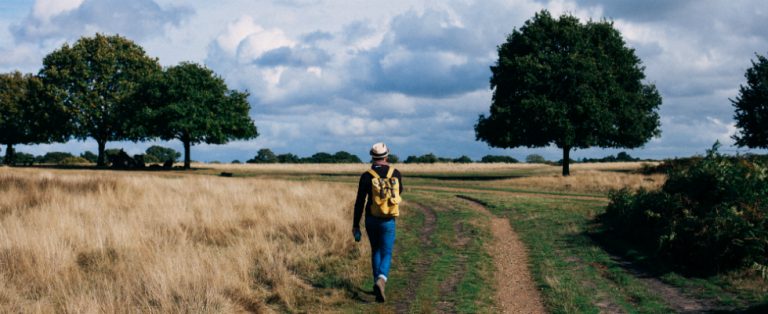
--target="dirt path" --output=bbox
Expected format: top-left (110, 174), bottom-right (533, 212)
top-left (394, 201), bottom-right (438, 313)
top-left (609, 257), bottom-right (716, 313)
top-left (457, 195), bottom-right (546, 314)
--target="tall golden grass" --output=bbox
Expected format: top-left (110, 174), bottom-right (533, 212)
top-left (499, 170), bottom-right (665, 194)
top-left (0, 168), bottom-right (366, 313)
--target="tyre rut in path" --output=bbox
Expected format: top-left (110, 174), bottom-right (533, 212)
top-left (456, 195), bottom-right (546, 314)
top-left (393, 201), bottom-right (438, 313)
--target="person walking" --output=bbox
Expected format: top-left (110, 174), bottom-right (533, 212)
top-left (353, 142), bottom-right (403, 302)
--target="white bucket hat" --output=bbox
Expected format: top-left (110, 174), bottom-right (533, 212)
top-left (370, 142), bottom-right (389, 159)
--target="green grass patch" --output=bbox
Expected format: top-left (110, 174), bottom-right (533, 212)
top-left (347, 191), bottom-right (494, 313)
top-left (475, 193), bottom-right (672, 313)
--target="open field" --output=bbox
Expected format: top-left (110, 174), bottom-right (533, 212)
top-left (0, 168), bottom-right (366, 312)
top-left (1, 162), bottom-right (765, 313)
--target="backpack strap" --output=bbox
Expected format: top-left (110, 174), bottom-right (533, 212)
top-left (385, 167), bottom-right (395, 179)
top-left (367, 169), bottom-right (380, 179)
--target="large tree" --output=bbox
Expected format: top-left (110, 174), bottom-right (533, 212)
top-left (0, 72), bottom-right (68, 165)
top-left (732, 53), bottom-right (768, 148)
top-left (142, 62), bottom-right (258, 169)
top-left (39, 33), bottom-right (161, 166)
top-left (475, 11), bottom-right (661, 176)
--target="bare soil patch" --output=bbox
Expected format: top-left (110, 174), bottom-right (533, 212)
top-left (457, 195), bottom-right (546, 314)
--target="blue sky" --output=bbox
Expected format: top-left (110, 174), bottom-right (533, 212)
top-left (1, 0), bottom-right (766, 162)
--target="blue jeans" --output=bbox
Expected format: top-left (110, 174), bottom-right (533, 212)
top-left (365, 216), bottom-right (396, 282)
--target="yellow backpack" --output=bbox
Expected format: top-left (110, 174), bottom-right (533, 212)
top-left (368, 167), bottom-right (401, 218)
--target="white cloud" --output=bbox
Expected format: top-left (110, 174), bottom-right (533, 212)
top-left (4, 0), bottom-right (768, 161)
top-left (32, 0), bottom-right (83, 20)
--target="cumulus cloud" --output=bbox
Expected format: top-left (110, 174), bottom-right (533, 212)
top-left (12, 0), bottom-right (191, 42)
top-left (1, 0), bottom-right (192, 73)
top-left (5, 0), bottom-right (768, 161)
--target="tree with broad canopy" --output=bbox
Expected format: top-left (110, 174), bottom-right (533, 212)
top-left (475, 11), bottom-right (661, 176)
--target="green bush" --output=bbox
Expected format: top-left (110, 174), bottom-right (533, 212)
top-left (601, 144), bottom-right (768, 274)
top-left (59, 156), bottom-right (91, 165)
top-left (39, 151), bottom-right (75, 164)
top-left (453, 155), bottom-right (473, 163)
top-left (525, 154), bottom-right (547, 163)
top-left (480, 155), bottom-right (518, 163)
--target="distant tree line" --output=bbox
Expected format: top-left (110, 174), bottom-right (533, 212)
top-left (0, 145), bottom-right (183, 167)
top-left (0, 33), bottom-right (257, 169)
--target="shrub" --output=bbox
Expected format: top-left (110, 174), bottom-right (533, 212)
top-left (453, 155), bottom-right (473, 163)
top-left (404, 153), bottom-right (438, 163)
top-left (331, 151), bottom-right (362, 163)
top-left (145, 145), bottom-right (181, 163)
top-left (525, 154), bottom-right (547, 163)
top-left (247, 148), bottom-right (278, 164)
top-left (480, 155), bottom-right (518, 163)
top-left (601, 143), bottom-right (768, 274)
top-left (39, 152), bottom-right (75, 164)
top-left (59, 156), bottom-right (91, 165)
top-left (276, 153), bottom-right (300, 163)
top-left (80, 151), bottom-right (98, 163)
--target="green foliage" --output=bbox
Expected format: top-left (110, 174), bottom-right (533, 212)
top-left (525, 154), bottom-right (547, 163)
top-left (247, 148), bottom-right (278, 163)
top-left (139, 62), bottom-right (258, 169)
top-left (601, 144), bottom-right (768, 274)
top-left (480, 155), bottom-right (518, 163)
top-left (581, 151), bottom-right (641, 163)
top-left (231, 160), bottom-right (242, 164)
top-left (304, 152), bottom-right (334, 163)
top-left (104, 149), bottom-right (123, 159)
top-left (0, 71), bottom-right (68, 165)
top-left (475, 10), bottom-right (661, 175)
top-left (80, 151), bottom-right (98, 163)
top-left (39, 151), bottom-right (75, 164)
top-left (453, 155), bottom-right (473, 163)
top-left (39, 33), bottom-right (161, 166)
top-left (145, 145), bottom-right (180, 163)
top-left (59, 156), bottom-right (90, 165)
top-left (331, 151), bottom-right (362, 163)
top-left (12, 152), bottom-right (37, 166)
top-left (405, 153), bottom-right (439, 163)
top-left (732, 53), bottom-right (768, 148)
top-left (276, 153), bottom-right (301, 163)
top-left (387, 154), bottom-right (399, 163)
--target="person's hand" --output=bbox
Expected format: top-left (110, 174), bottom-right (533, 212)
top-left (353, 227), bottom-right (362, 242)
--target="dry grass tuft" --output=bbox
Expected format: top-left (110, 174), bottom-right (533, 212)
top-left (500, 170), bottom-right (665, 194)
top-left (0, 168), bottom-right (366, 313)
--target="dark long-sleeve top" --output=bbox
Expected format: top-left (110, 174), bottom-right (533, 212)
top-left (353, 164), bottom-right (403, 229)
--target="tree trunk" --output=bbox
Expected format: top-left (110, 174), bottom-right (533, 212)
top-left (97, 140), bottom-right (107, 167)
top-left (184, 140), bottom-right (192, 169)
top-left (4, 144), bottom-right (14, 165)
top-left (183, 137), bottom-right (191, 170)
top-left (562, 145), bottom-right (571, 176)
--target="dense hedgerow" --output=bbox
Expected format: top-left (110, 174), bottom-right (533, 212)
top-left (601, 144), bottom-right (768, 274)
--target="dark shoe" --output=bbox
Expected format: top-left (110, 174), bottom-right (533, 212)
top-left (375, 278), bottom-right (386, 302)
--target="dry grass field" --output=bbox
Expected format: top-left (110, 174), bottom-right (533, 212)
top-left (0, 167), bottom-right (366, 313)
top-left (202, 161), bottom-right (663, 194)
top-left (0, 161), bottom-right (673, 313)
top-left (499, 170), bottom-right (665, 194)
top-left (200, 161), bottom-right (546, 175)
